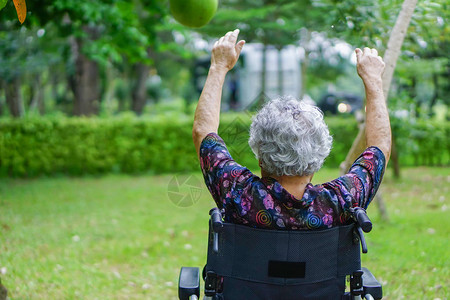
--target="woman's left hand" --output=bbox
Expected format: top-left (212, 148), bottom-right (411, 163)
top-left (211, 29), bottom-right (246, 71)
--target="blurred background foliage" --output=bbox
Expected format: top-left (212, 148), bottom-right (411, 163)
top-left (0, 0), bottom-right (448, 177)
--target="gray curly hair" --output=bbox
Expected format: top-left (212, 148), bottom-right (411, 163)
top-left (248, 96), bottom-right (332, 176)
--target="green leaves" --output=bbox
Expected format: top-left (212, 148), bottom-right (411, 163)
top-left (0, 0), bottom-right (7, 11)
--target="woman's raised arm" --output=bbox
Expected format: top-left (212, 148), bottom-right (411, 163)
top-left (356, 47), bottom-right (392, 164)
top-left (192, 29), bottom-right (245, 156)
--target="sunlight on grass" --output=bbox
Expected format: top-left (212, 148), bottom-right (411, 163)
top-left (0, 167), bottom-right (448, 299)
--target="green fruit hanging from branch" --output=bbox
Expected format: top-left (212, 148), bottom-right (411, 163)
top-left (169, 0), bottom-right (218, 28)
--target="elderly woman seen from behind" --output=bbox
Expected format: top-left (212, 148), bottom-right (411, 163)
top-left (192, 29), bottom-right (391, 230)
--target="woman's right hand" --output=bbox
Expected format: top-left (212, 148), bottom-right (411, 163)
top-left (355, 48), bottom-right (385, 83)
top-left (211, 29), bottom-right (246, 72)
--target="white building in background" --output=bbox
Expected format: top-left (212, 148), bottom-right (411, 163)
top-left (235, 43), bottom-right (302, 110)
top-left (194, 43), bottom-right (302, 111)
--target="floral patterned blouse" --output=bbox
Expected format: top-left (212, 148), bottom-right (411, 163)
top-left (199, 133), bottom-right (386, 230)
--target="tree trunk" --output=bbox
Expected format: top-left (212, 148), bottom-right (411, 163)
top-left (0, 82), bottom-right (4, 116)
top-left (29, 75), bottom-right (45, 115)
top-left (428, 73), bottom-right (439, 117)
top-left (102, 64), bottom-right (116, 113)
top-left (51, 72), bottom-right (59, 103)
top-left (391, 136), bottom-right (401, 178)
top-left (339, 122), bottom-right (366, 174)
top-left (382, 0), bottom-right (419, 99)
top-left (0, 277), bottom-right (7, 300)
top-left (410, 76), bottom-right (420, 118)
top-left (5, 77), bottom-right (24, 118)
top-left (117, 79), bottom-right (128, 113)
top-left (70, 28), bottom-right (101, 116)
top-left (131, 62), bottom-right (150, 115)
top-left (340, 0), bottom-right (418, 221)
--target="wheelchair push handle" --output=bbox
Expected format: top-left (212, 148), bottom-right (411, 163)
top-left (353, 207), bottom-right (372, 233)
top-left (209, 208), bottom-right (223, 253)
top-left (209, 208), bottom-right (223, 231)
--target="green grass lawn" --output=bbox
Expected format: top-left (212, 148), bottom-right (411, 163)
top-left (1, 167), bottom-right (449, 299)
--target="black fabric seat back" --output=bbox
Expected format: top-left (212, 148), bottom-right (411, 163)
top-left (205, 222), bottom-right (361, 299)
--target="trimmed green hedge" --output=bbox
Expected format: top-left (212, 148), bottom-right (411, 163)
top-left (0, 115), bottom-right (448, 177)
top-left (392, 117), bottom-right (450, 166)
top-left (0, 116), bottom-right (198, 177)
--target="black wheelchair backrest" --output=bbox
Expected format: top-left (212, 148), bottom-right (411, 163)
top-left (179, 207), bottom-right (383, 300)
top-left (206, 221), bottom-right (360, 284)
top-left (204, 208), bottom-right (364, 299)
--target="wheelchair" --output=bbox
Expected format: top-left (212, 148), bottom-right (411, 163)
top-left (178, 207), bottom-right (383, 300)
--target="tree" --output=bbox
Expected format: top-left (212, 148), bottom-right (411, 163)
top-left (0, 0), bottom-right (163, 116)
top-left (0, 23), bottom-right (62, 117)
top-left (395, 0), bottom-right (449, 117)
top-left (339, 0), bottom-right (418, 220)
top-left (340, 0), bottom-right (418, 173)
top-left (1, 0), bottom-right (197, 116)
top-left (128, 0), bottom-right (164, 115)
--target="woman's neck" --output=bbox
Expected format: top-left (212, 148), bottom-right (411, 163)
top-left (262, 169), bottom-right (314, 199)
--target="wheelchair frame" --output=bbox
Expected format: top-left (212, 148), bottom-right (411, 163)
top-left (179, 207), bottom-right (382, 300)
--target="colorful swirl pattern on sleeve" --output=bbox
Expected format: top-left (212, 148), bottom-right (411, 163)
top-left (199, 132), bottom-right (386, 230)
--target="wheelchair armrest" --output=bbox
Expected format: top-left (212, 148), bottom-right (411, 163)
top-left (362, 267), bottom-right (383, 300)
top-left (178, 267), bottom-right (200, 300)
